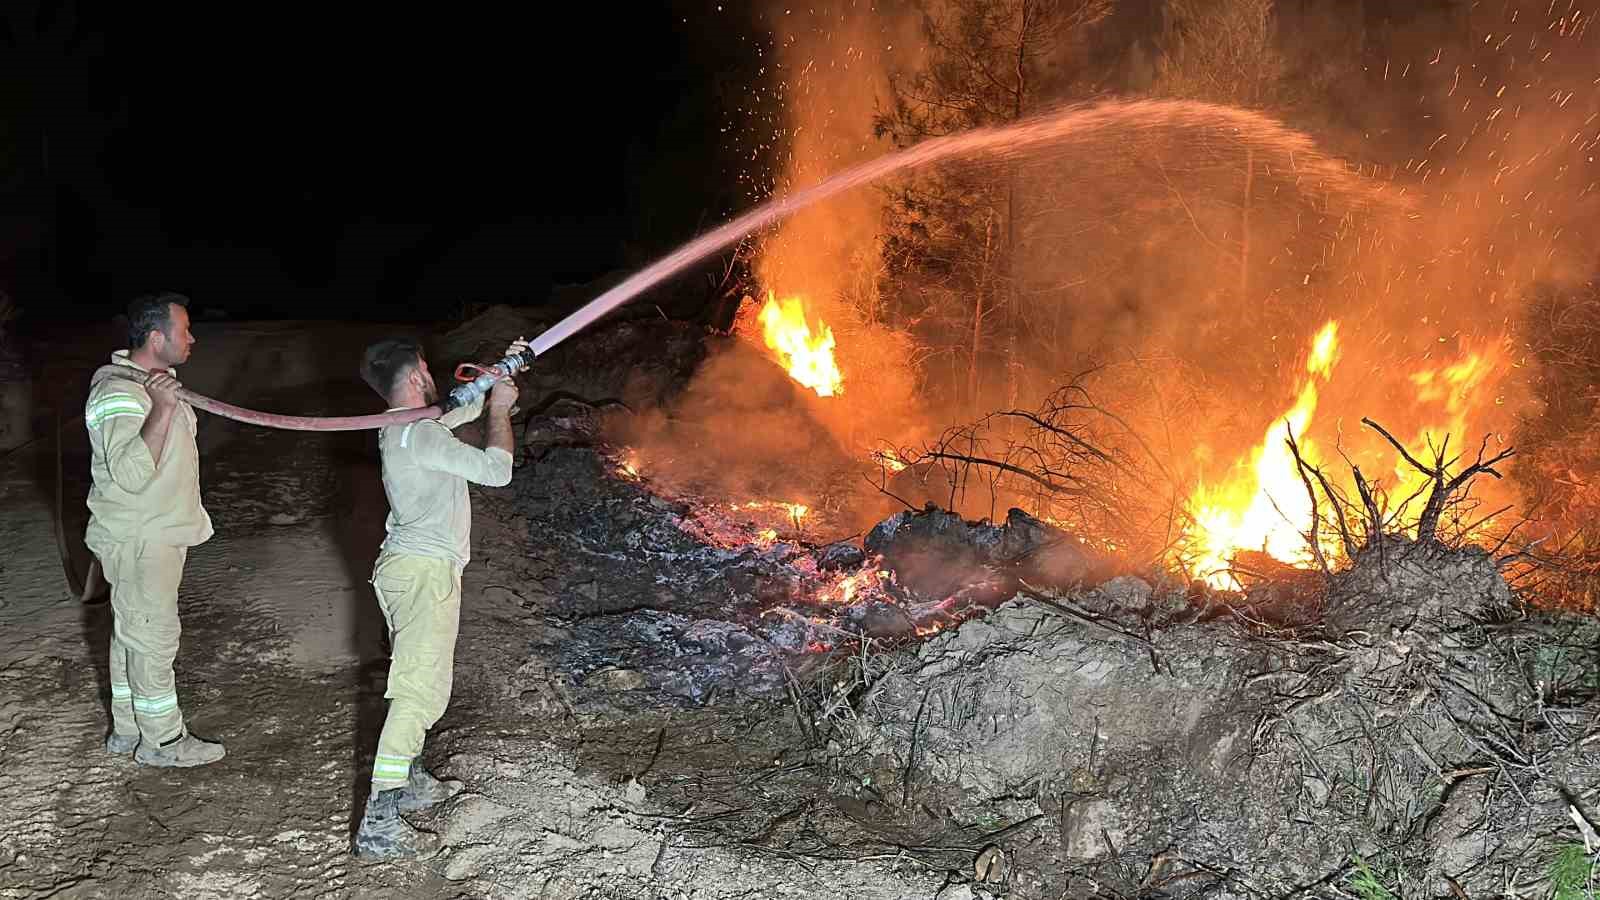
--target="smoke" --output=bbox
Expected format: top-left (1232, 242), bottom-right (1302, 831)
top-left (608, 338), bottom-right (853, 504)
top-left (612, 0), bottom-right (1599, 558)
top-left (741, 2), bottom-right (932, 453)
top-left (609, 1), bottom-right (931, 526)
top-left (753, 2), bottom-right (913, 307)
top-left (966, 0), bottom-right (1600, 528)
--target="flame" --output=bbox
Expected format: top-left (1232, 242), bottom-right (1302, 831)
top-left (1182, 322), bottom-right (1507, 587)
top-left (759, 293), bottom-right (844, 397)
top-left (1394, 347), bottom-right (1505, 500)
top-left (615, 449), bottom-right (642, 480)
top-left (730, 500), bottom-right (809, 522)
top-left (873, 448), bottom-right (909, 472)
top-left (1186, 321), bottom-right (1342, 587)
top-left (810, 562), bottom-right (893, 607)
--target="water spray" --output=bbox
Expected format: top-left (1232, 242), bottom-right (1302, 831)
top-left (91, 100), bottom-right (1382, 434)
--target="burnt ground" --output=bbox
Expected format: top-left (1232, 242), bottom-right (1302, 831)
top-left (4, 316), bottom-right (1600, 899)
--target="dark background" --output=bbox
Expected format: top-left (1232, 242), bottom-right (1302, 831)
top-left (0, 0), bottom-right (1473, 325)
top-left (1, 0), bottom-right (769, 323)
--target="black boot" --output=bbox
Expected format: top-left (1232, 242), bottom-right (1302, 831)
top-left (354, 788), bottom-right (440, 860)
top-left (399, 761), bottom-right (464, 812)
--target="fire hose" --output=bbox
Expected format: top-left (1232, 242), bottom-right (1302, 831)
top-left (56, 345), bottom-right (540, 602)
top-left (94, 345), bottom-right (538, 430)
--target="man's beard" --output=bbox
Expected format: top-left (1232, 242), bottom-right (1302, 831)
top-left (422, 383), bottom-right (438, 405)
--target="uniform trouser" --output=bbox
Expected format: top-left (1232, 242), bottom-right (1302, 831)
top-left (370, 552), bottom-right (462, 790)
top-left (97, 540), bottom-right (189, 745)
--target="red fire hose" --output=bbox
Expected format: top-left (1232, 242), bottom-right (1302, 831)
top-left (98, 371), bottom-right (447, 431)
top-left (56, 367), bottom-right (512, 603)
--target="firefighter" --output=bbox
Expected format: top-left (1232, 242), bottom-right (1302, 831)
top-left (84, 291), bottom-right (225, 767)
top-left (352, 335), bottom-right (523, 859)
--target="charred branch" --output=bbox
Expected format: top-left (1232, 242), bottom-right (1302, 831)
top-left (1363, 418), bottom-right (1515, 543)
top-left (1284, 425), bottom-right (1336, 573)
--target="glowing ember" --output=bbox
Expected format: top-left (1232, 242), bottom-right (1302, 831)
top-left (872, 448), bottom-right (909, 472)
top-left (728, 500), bottom-right (809, 527)
top-left (617, 451), bottom-right (641, 479)
top-left (758, 292), bottom-right (844, 397)
top-left (824, 565), bottom-right (891, 606)
top-left (1185, 321), bottom-right (1341, 588)
top-left (677, 498), bottom-right (818, 548)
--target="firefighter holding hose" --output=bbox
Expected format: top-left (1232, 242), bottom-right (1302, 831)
top-left (83, 291), bottom-right (226, 767)
top-left (352, 334), bottom-right (525, 859)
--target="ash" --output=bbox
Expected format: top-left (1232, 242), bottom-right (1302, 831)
top-left (512, 419), bottom-right (1119, 712)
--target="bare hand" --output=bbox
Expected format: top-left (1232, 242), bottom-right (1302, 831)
top-left (146, 372), bottom-right (181, 409)
top-left (503, 336), bottom-right (532, 359)
top-left (488, 377), bottom-right (519, 412)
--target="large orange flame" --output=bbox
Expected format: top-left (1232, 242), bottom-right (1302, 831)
top-left (759, 292), bottom-right (844, 397)
top-left (1181, 322), bottom-right (1506, 588)
top-left (1186, 321), bottom-right (1341, 587)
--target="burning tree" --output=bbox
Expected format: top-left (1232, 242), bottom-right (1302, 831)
top-left (1150, 0), bottom-right (1283, 313)
top-left (1148, 0), bottom-right (1365, 332)
top-left (875, 0), bottom-right (1114, 412)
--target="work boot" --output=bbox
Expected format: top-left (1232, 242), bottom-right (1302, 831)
top-left (398, 762), bottom-right (464, 812)
top-left (104, 732), bottom-right (139, 755)
top-left (134, 730), bottom-right (226, 768)
top-left (355, 788), bottom-right (441, 860)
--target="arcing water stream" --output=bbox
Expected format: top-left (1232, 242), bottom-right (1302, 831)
top-left (532, 98), bottom-right (1389, 357)
top-left (111, 99), bottom-right (1382, 435)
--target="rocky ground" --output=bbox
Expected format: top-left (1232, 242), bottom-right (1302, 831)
top-left (3, 312), bottom-right (1598, 899)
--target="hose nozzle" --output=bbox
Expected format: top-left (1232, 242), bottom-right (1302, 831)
top-left (442, 348), bottom-right (537, 413)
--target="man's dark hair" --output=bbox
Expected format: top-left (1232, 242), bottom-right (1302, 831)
top-left (127, 292), bottom-right (190, 348)
top-left (360, 338), bottom-right (425, 401)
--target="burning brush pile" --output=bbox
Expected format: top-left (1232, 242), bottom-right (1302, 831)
top-left (450, 276), bottom-right (1600, 891)
top-left (457, 292), bottom-right (1118, 707)
top-left (488, 284), bottom-right (1520, 709)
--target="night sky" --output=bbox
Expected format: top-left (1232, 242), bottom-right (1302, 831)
top-left (3, 1), bottom-right (757, 323)
top-left (3, 0), bottom-right (1483, 327)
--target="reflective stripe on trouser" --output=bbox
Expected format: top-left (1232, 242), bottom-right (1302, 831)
top-left (101, 541), bottom-right (189, 745)
top-left (370, 553), bottom-right (461, 789)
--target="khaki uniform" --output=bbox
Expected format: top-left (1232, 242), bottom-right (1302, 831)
top-left (84, 351), bottom-right (212, 745)
top-left (370, 399), bottom-right (512, 789)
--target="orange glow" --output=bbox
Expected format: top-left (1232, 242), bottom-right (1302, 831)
top-left (1395, 347), bottom-right (1505, 500)
top-left (813, 564), bottom-right (891, 606)
top-left (759, 292), bottom-right (844, 397)
top-left (729, 500), bottom-right (809, 523)
top-left (617, 449), bottom-right (641, 480)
